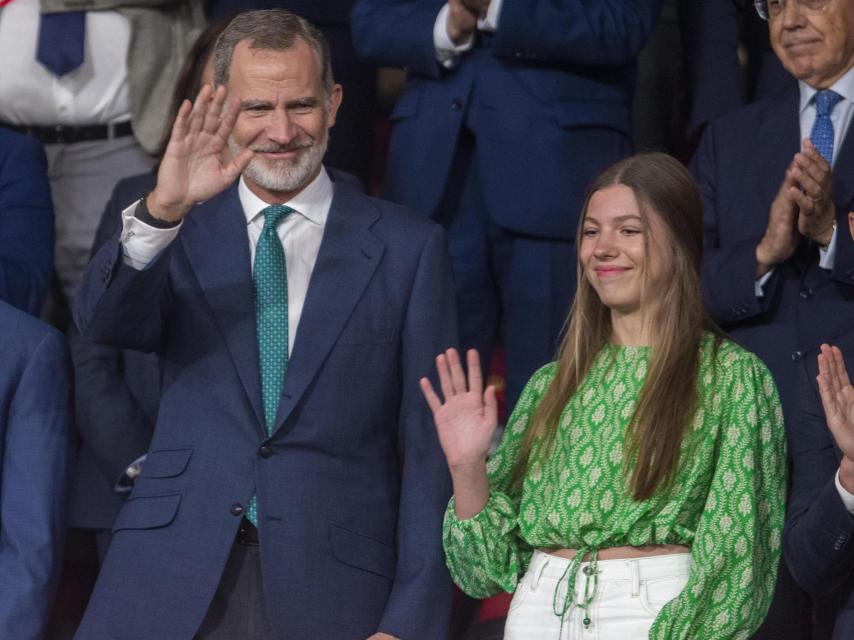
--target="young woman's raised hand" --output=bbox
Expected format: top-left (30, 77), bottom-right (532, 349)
top-left (420, 348), bottom-right (498, 471)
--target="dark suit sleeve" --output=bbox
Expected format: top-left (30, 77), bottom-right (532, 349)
top-left (694, 118), bottom-right (772, 325)
top-left (0, 133), bottom-right (54, 316)
top-left (784, 354), bottom-right (854, 597)
top-left (0, 331), bottom-right (72, 640)
top-left (351, 0), bottom-right (660, 74)
top-left (377, 224), bottom-right (457, 638)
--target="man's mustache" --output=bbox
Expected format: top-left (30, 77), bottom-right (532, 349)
top-left (251, 141), bottom-right (313, 153)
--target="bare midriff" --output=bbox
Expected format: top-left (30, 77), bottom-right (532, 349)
top-left (538, 544), bottom-right (690, 562)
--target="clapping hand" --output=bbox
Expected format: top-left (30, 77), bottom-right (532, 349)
top-left (816, 344), bottom-right (854, 490)
top-left (792, 140), bottom-right (836, 247)
top-left (147, 84), bottom-right (255, 223)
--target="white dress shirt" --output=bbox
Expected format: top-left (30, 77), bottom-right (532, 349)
top-left (433, 0), bottom-right (504, 67)
top-left (119, 167), bottom-right (334, 355)
top-left (0, 0), bottom-right (131, 126)
top-left (756, 65), bottom-right (854, 296)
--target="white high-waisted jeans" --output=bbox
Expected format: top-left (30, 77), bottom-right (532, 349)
top-left (503, 549), bottom-right (691, 639)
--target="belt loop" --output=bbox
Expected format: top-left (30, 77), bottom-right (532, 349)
top-left (630, 559), bottom-right (640, 597)
top-left (532, 555), bottom-right (550, 591)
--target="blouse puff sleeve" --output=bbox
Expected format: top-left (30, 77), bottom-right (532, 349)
top-left (442, 363), bottom-right (557, 598)
top-left (650, 349), bottom-right (787, 640)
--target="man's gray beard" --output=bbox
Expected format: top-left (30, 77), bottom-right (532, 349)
top-left (231, 133), bottom-right (328, 193)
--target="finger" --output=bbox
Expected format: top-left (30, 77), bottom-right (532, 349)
top-left (466, 349), bottom-right (483, 396)
top-left (794, 153), bottom-right (830, 192)
top-left (419, 377), bottom-right (443, 415)
top-left (833, 346), bottom-right (852, 389)
top-left (803, 139), bottom-right (831, 171)
top-left (222, 148), bottom-right (254, 183)
top-left (215, 93), bottom-right (241, 143)
top-left (202, 84), bottom-right (227, 134)
top-left (791, 162), bottom-right (823, 200)
top-left (189, 84), bottom-right (213, 134)
top-left (169, 99), bottom-right (193, 143)
top-left (789, 186), bottom-right (815, 214)
top-left (819, 344), bottom-right (838, 394)
top-left (436, 353), bottom-right (454, 401)
top-left (446, 348), bottom-right (468, 394)
top-left (483, 385), bottom-right (498, 428)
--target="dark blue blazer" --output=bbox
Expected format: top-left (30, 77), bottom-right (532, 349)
top-left (0, 128), bottom-right (54, 315)
top-left (694, 86), bottom-right (854, 414)
top-left (0, 300), bottom-right (72, 639)
top-left (69, 172), bottom-right (159, 532)
top-left (74, 174), bottom-right (457, 639)
top-left (351, 0), bottom-right (661, 239)
top-left (786, 338), bottom-right (854, 639)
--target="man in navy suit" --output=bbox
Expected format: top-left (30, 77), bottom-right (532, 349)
top-left (787, 220), bottom-right (854, 639)
top-left (0, 300), bottom-right (72, 639)
top-left (74, 10), bottom-right (455, 639)
top-left (351, 0), bottom-right (660, 411)
top-left (695, 0), bottom-right (854, 636)
top-left (0, 128), bottom-right (54, 316)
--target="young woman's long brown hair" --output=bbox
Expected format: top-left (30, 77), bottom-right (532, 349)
top-left (509, 153), bottom-right (723, 501)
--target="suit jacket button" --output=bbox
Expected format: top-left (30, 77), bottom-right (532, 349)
top-left (792, 351), bottom-right (803, 362)
top-left (230, 503), bottom-right (244, 516)
top-left (450, 99), bottom-right (463, 111)
top-left (259, 444), bottom-right (273, 458)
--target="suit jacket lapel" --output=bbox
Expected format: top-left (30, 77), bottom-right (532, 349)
top-left (759, 88), bottom-right (801, 208)
top-left (271, 185), bottom-right (384, 433)
top-left (833, 118), bottom-right (854, 209)
top-left (182, 185), bottom-right (266, 438)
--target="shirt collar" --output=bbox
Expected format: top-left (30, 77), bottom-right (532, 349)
top-left (799, 65), bottom-right (854, 114)
top-left (238, 165), bottom-right (333, 227)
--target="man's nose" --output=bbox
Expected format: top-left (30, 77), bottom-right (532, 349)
top-left (780, 0), bottom-right (806, 27)
top-left (266, 109), bottom-right (297, 144)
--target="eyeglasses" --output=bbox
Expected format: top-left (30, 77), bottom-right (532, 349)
top-left (754, 0), bottom-right (831, 20)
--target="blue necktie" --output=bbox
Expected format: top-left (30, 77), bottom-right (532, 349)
top-left (810, 90), bottom-right (843, 164)
top-left (246, 205), bottom-right (293, 527)
top-left (36, 11), bottom-right (86, 77)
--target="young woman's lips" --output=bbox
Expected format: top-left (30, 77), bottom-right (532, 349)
top-left (595, 266), bottom-right (630, 277)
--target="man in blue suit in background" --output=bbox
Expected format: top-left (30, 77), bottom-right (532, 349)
top-left (0, 300), bottom-right (72, 639)
top-left (75, 10), bottom-right (456, 640)
top-left (695, 0), bottom-right (854, 636)
top-left (352, 0), bottom-right (660, 411)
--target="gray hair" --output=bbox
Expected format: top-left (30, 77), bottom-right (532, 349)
top-left (213, 10), bottom-right (334, 95)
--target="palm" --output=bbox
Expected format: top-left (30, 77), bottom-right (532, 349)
top-left (817, 344), bottom-right (854, 458)
top-left (154, 85), bottom-right (254, 219)
top-left (420, 349), bottom-right (497, 469)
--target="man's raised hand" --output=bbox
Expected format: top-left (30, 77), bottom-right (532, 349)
top-left (147, 84), bottom-right (255, 223)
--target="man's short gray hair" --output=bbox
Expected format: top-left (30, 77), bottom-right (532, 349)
top-left (213, 10), bottom-right (334, 95)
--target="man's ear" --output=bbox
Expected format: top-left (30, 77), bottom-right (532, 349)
top-left (326, 84), bottom-right (343, 129)
top-left (848, 211), bottom-right (854, 243)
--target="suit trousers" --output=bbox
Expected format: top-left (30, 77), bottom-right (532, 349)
top-left (437, 132), bottom-right (576, 412)
top-left (195, 538), bottom-right (272, 640)
top-left (503, 550), bottom-right (690, 640)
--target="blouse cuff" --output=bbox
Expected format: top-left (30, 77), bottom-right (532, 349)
top-left (445, 491), bottom-right (518, 532)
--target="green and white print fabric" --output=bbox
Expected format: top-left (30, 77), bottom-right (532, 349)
top-left (443, 335), bottom-right (787, 639)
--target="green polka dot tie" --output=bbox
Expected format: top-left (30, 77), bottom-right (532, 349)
top-left (247, 204), bottom-right (293, 526)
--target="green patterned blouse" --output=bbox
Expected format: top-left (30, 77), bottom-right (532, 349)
top-left (443, 335), bottom-right (787, 639)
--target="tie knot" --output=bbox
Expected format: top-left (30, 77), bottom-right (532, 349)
top-left (814, 90), bottom-right (842, 117)
top-left (261, 205), bottom-right (293, 231)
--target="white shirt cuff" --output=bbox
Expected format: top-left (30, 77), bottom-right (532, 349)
top-left (434, 3), bottom-right (474, 68)
top-left (120, 200), bottom-right (182, 271)
top-left (755, 268), bottom-right (774, 297)
top-left (818, 224), bottom-right (838, 270)
top-left (478, 0), bottom-right (503, 31)
top-left (835, 469), bottom-right (854, 515)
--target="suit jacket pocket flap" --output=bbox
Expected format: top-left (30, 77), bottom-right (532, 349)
top-left (113, 493), bottom-right (181, 532)
top-left (553, 101), bottom-right (630, 133)
top-left (142, 448), bottom-right (193, 478)
top-left (329, 523), bottom-right (396, 579)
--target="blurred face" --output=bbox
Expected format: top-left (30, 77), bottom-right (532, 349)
top-left (768, 0), bottom-right (854, 89)
top-left (227, 39), bottom-right (342, 202)
top-left (579, 184), bottom-right (669, 317)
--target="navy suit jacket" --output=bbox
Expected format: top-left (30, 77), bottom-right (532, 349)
top-left (69, 172), bottom-right (160, 532)
top-left (786, 338), bottom-right (854, 639)
top-left (694, 86), bottom-right (854, 414)
top-left (0, 128), bottom-right (54, 315)
top-left (0, 301), bottom-right (72, 639)
top-left (74, 174), bottom-right (457, 639)
top-left (351, 0), bottom-right (660, 239)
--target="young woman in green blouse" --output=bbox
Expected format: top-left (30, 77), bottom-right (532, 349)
top-left (420, 153), bottom-right (787, 639)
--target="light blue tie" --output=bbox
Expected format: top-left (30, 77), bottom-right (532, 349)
top-left (247, 204), bottom-right (293, 527)
top-left (810, 90), bottom-right (843, 164)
